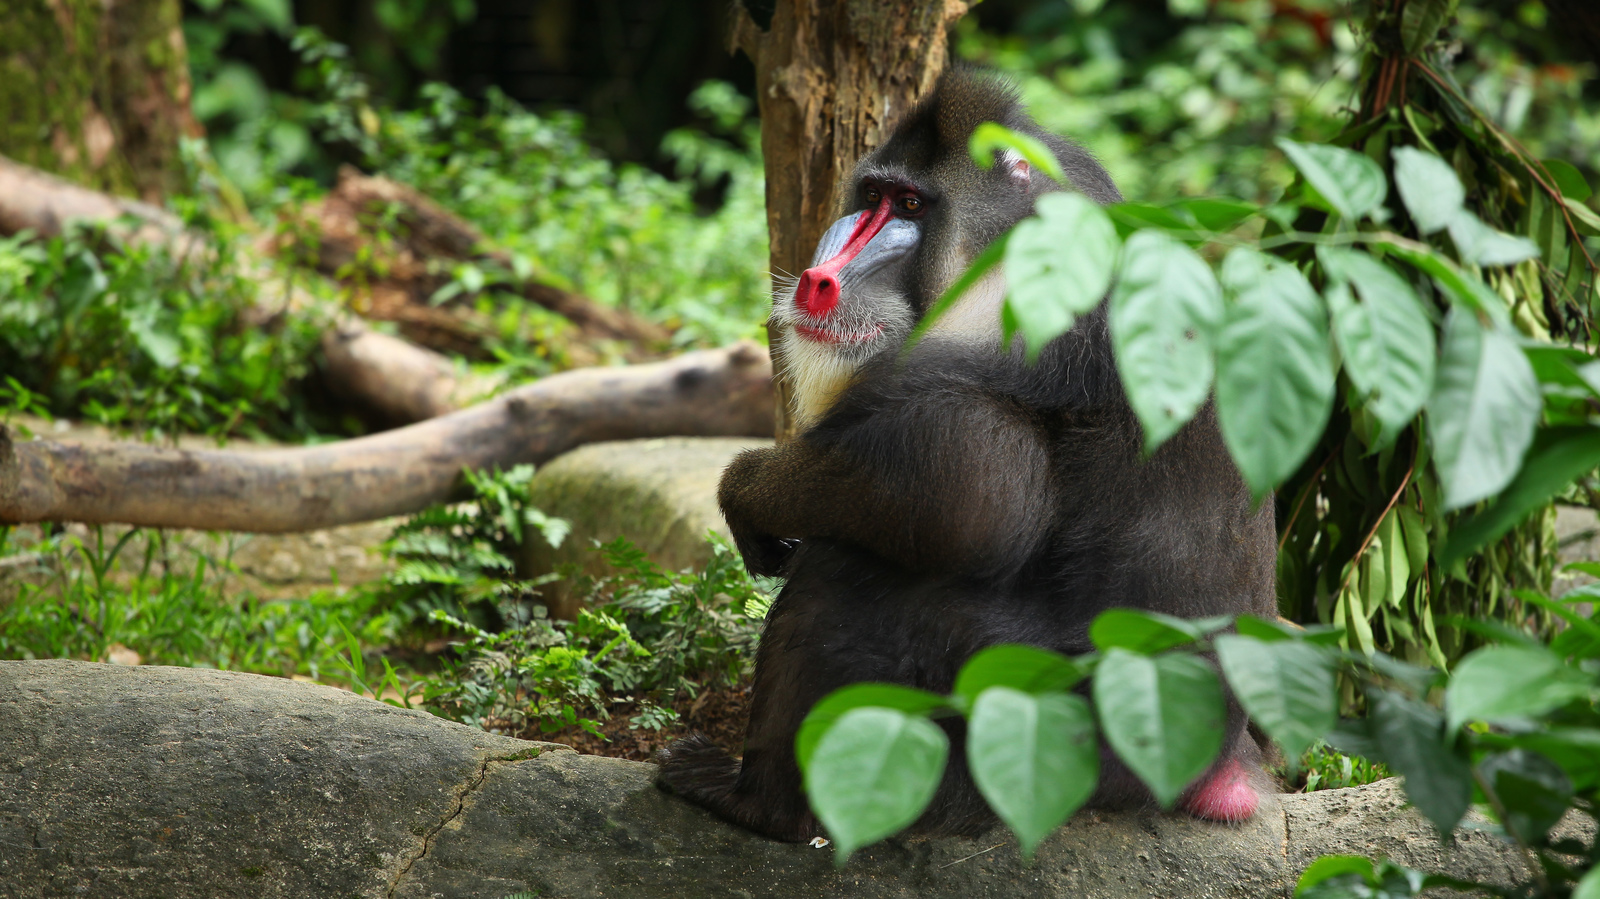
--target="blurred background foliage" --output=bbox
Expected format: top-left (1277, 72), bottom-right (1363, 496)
top-left (175, 0), bottom-right (1600, 352)
top-left (3, 0), bottom-right (1600, 678)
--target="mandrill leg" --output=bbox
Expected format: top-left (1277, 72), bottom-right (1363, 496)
top-left (655, 576), bottom-right (841, 842)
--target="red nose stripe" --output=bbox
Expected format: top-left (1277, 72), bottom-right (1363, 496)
top-left (795, 198), bottom-right (894, 318)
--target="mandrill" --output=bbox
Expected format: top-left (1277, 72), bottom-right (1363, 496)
top-left (657, 69), bottom-right (1277, 841)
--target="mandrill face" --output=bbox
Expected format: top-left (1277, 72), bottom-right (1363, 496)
top-left (771, 162), bottom-right (1023, 429)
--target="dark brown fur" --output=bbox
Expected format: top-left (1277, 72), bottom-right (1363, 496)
top-left (656, 71), bottom-right (1277, 842)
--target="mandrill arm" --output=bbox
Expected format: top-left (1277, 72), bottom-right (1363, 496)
top-left (718, 362), bottom-right (1057, 578)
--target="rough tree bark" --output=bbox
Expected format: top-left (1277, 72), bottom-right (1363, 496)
top-left (0, 343), bottom-right (774, 533)
top-left (0, 0), bottom-right (201, 203)
top-left (730, 0), bottom-right (969, 441)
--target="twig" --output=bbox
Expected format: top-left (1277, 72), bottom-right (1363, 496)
top-left (1335, 460), bottom-right (1416, 600)
top-left (939, 842), bottom-right (1006, 869)
top-left (1279, 444), bottom-right (1341, 552)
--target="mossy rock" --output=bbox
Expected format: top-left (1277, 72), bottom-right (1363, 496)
top-left (518, 436), bottom-right (773, 617)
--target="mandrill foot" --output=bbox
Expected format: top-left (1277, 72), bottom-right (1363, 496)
top-left (1179, 759), bottom-right (1260, 822)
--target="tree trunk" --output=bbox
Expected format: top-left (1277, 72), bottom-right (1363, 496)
top-left (0, 0), bottom-right (201, 203)
top-left (731, 0), bottom-right (968, 441)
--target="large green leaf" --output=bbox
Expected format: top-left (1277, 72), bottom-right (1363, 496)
top-left (804, 707), bottom-right (948, 863)
top-left (1089, 608), bottom-right (1230, 654)
top-left (952, 644), bottom-right (1085, 712)
top-left (1446, 211), bottom-right (1540, 267)
top-left (1391, 146), bottom-right (1464, 235)
top-left (1005, 192), bottom-right (1119, 358)
top-left (1215, 634), bottom-right (1336, 767)
top-left (1093, 649), bottom-right (1224, 807)
top-left (1543, 158), bottom-right (1593, 202)
top-left (1318, 247), bottom-right (1435, 445)
top-left (1426, 310), bottom-right (1540, 510)
top-left (1576, 865), bottom-right (1600, 899)
top-left (1294, 856), bottom-right (1375, 898)
top-left (1439, 426), bottom-right (1600, 567)
top-left (1376, 238), bottom-right (1511, 328)
top-left (1369, 689), bottom-right (1472, 835)
top-left (1109, 230), bottom-right (1224, 453)
top-left (1277, 139), bottom-right (1387, 221)
top-left (796, 684), bottom-right (949, 772)
top-left (1215, 247), bottom-right (1335, 499)
top-left (1478, 749), bottom-right (1573, 844)
top-left (968, 688), bottom-right (1099, 859)
top-left (1444, 645), bottom-right (1593, 732)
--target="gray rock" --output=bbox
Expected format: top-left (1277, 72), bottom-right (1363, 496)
top-left (518, 437), bottom-right (772, 617)
top-left (0, 660), bottom-right (1544, 898)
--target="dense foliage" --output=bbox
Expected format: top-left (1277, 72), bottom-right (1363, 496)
top-left (0, 219), bottom-right (327, 440)
top-left (352, 465), bottom-right (773, 736)
top-left (802, 595), bottom-right (1600, 898)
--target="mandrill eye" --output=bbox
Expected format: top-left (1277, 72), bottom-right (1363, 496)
top-left (899, 195), bottom-right (922, 214)
top-left (865, 187), bottom-right (881, 204)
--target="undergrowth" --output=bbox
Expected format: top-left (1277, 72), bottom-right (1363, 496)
top-left (0, 219), bottom-right (330, 441)
top-left (361, 464), bottom-right (774, 737)
top-left (0, 525), bottom-right (394, 679)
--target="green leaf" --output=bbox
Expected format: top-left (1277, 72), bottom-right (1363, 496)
top-left (953, 645), bottom-right (1086, 712)
top-left (1478, 749), bottom-right (1572, 844)
top-left (1446, 211), bottom-right (1540, 267)
top-left (1277, 139), bottom-right (1387, 221)
top-left (1391, 147), bottom-right (1465, 235)
top-left (1169, 197), bottom-right (1259, 232)
top-left (1426, 311), bottom-right (1540, 510)
top-left (1369, 689), bottom-right (1472, 835)
top-left (904, 234), bottom-right (1007, 354)
top-left (969, 122), bottom-right (1067, 186)
top-left (1375, 238), bottom-right (1510, 327)
top-left (1565, 195), bottom-right (1600, 237)
top-left (804, 707), bottom-right (948, 863)
top-left (1234, 615), bottom-right (1299, 642)
top-left (1107, 202), bottom-right (1195, 238)
top-left (1444, 645), bottom-right (1592, 732)
top-left (1109, 230), bottom-right (1224, 453)
top-left (1516, 729), bottom-right (1600, 792)
top-left (1439, 426), bottom-right (1600, 568)
top-left (796, 684), bottom-right (949, 772)
top-left (1318, 248), bottom-right (1435, 445)
top-left (1576, 866), bottom-right (1600, 899)
top-left (968, 688), bottom-right (1099, 859)
top-left (1089, 609), bottom-right (1231, 654)
top-left (129, 317), bottom-right (182, 369)
top-left (1216, 635), bottom-right (1336, 766)
top-left (1215, 247), bottom-right (1335, 499)
top-left (1294, 855), bottom-right (1375, 897)
top-left (1400, 0), bottom-right (1459, 55)
top-left (1542, 158), bottom-right (1592, 202)
top-left (1004, 193), bottom-right (1119, 359)
top-left (1094, 649), bottom-right (1224, 807)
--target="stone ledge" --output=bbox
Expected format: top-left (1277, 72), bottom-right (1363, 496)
top-left (0, 661), bottom-right (1534, 898)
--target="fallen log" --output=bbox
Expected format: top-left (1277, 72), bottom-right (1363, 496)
top-left (0, 343), bottom-right (773, 533)
top-left (318, 320), bottom-right (491, 423)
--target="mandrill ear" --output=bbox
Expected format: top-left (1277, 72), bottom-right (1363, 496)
top-left (1000, 148), bottom-right (1032, 189)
